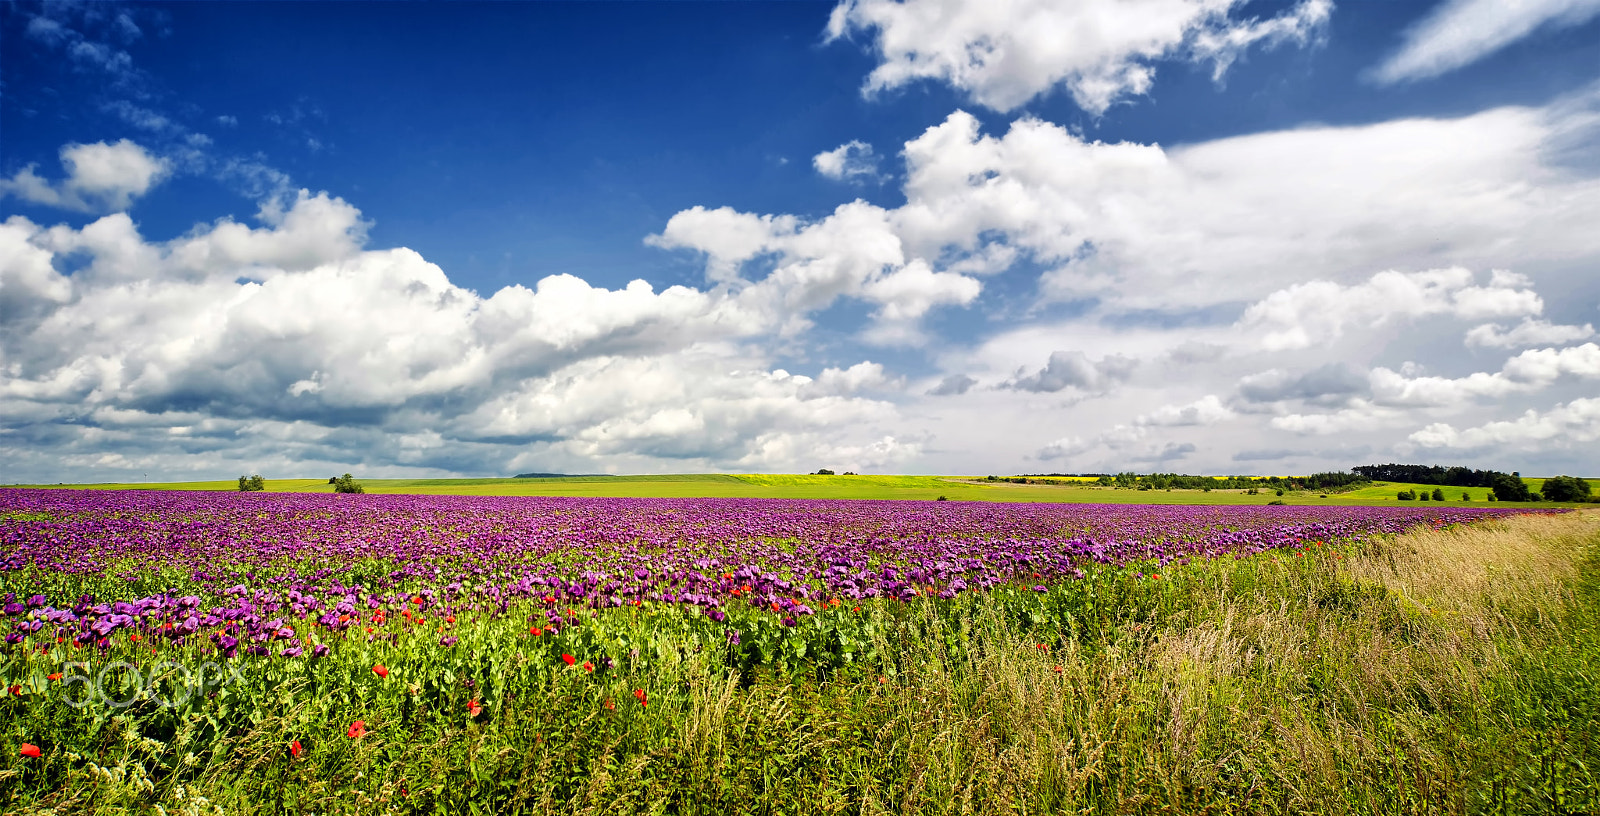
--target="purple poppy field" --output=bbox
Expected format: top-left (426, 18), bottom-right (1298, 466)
top-left (1, 489), bottom-right (1594, 815)
top-left (0, 489), bottom-right (1520, 666)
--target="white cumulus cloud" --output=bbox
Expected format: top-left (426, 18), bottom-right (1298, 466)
top-left (1464, 318), bottom-right (1595, 349)
top-left (827, 0), bottom-right (1331, 114)
top-left (1237, 268), bottom-right (1543, 351)
top-left (0, 140), bottom-right (171, 212)
top-left (1408, 397), bottom-right (1600, 450)
top-left (1136, 394), bottom-right (1233, 426)
top-left (649, 200), bottom-right (980, 340)
top-left (813, 140), bottom-right (882, 182)
top-left (0, 188), bottom-right (927, 480)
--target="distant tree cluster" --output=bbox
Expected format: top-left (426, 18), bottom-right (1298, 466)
top-left (1396, 488), bottom-right (1448, 501)
top-left (330, 473), bottom-right (365, 494)
top-left (1353, 464), bottom-right (1509, 488)
top-left (1490, 474), bottom-right (1532, 502)
top-left (1542, 475), bottom-right (1592, 503)
top-left (236, 475), bottom-right (265, 492)
top-left (986, 471), bottom-right (1370, 492)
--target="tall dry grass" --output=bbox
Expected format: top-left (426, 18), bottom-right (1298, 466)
top-left (766, 509), bottom-right (1600, 815)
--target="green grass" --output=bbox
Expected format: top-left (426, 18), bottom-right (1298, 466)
top-left (13, 474), bottom-right (1592, 507)
top-left (5, 510), bottom-right (1597, 814)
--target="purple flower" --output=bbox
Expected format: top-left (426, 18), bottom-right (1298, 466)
top-left (439, 635), bottom-right (458, 647)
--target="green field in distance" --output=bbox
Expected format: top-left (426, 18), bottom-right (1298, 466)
top-left (8, 473), bottom-right (1586, 506)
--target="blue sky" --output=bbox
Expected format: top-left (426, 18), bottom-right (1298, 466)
top-left (4, 0), bottom-right (1600, 480)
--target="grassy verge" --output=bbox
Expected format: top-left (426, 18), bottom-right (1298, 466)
top-left (3, 511), bottom-right (1597, 814)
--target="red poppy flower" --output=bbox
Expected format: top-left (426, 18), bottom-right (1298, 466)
top-left (8, 685), bottom-right (20, 696)
top-left (372, 664), bottom-right (389, 678)
top-left (561, 653), bottom-right (576, 666)
top-left (289, 740), bottom-right (303, 758)
top-left (1053, 665), bottom-right (1064, 673)
top-left (529, 626), bottom-right (542, 636)
top-left (346, 721), bottom-right (368, 739)
top-left (411, 597), bottom-right (423, 605)
top-left (468, 699), bottom-right (483, 718)
top-left (47, 673), bottom-right (62, 681)
top-left (128, 633), bottom-right (141, 642)
top-left (445, 616), bottom-right (455, 624)
top-left (21, 743), bottom-right (41, 758)
top-left (633, 688), bottom-right (648, 707)
top-left (582, 661), bottom-right (594, 673)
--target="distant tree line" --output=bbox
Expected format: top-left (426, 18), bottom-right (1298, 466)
top-left (989, 472), bottom-right (1369, 491)
top-left (1352, 464), bottom-right (1511, 488)
top-left (1110, 472), bottom-right (1367, 491)
top-left (1356, 463), bottom-right (1594, 503)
